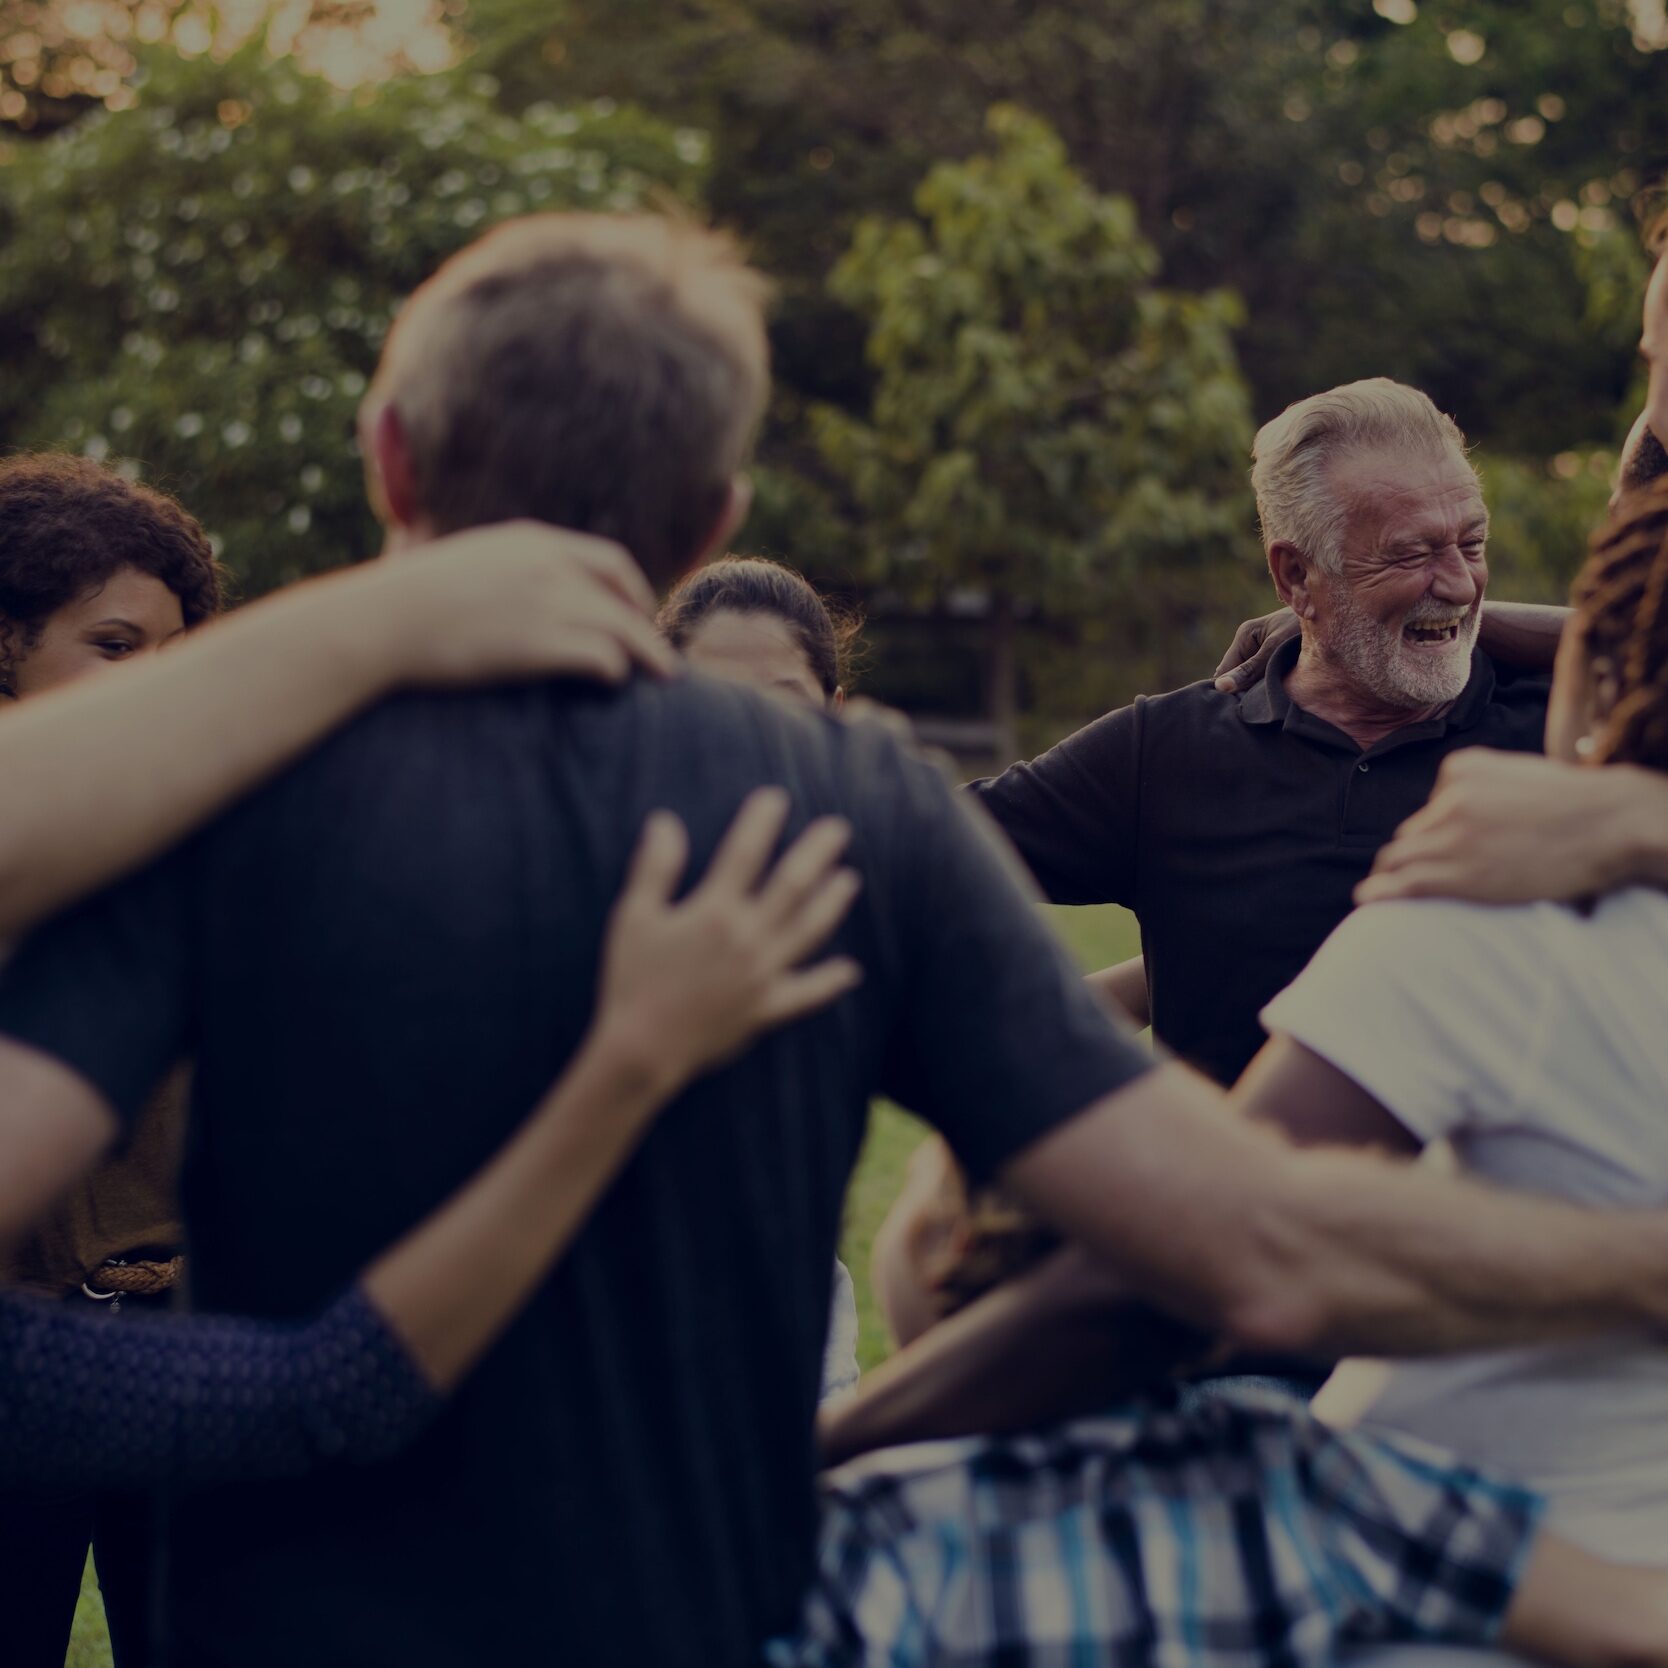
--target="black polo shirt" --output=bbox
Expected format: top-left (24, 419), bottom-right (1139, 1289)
top-left (972, 640), bottom-right (1549, 1085)
top-left (0, 672), bottom-right (1152, 1668)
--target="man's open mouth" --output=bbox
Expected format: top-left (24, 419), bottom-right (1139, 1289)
top-left (1402, 620), bottom-right (1463, 646)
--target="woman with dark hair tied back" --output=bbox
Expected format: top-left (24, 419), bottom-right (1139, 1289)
top-left (660, 556), bottom-right (863, 709)
top-left (660, 556), bottom-right (867, 1396)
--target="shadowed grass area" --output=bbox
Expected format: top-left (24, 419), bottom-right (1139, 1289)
top-left (70, 902), bottom-right (1141, 1659)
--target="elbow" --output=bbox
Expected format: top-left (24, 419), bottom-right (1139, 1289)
top-left (1216, 1284), bottom-right (1333, 1360)
top-left (1202, 1187), bottom-right (1338, 1361)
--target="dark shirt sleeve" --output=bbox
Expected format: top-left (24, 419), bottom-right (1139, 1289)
top-left (0, 849), bottom-right (195, 1128)
top-left (874, 744), bottom-right (1155, 1182)
top-left (966, 701), bottom-right (1143, 907)
top-left (0, 1285), bottom-right (438, 1490)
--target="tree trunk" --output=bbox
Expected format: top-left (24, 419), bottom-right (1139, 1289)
top-left (989, 589), bottom-right (1019, 767)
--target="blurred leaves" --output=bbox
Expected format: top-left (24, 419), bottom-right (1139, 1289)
top-left (0, 43), bottom-right (704, 591)
top-left (0, 0), bottom-right (1662, 724)
top-left (813, 107), bottom-right (1262, 701)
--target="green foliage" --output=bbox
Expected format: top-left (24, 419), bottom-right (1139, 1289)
top-left (4, 1), bottom-right (1659, 726)
top-left (813, 108), bottom-right (1260, 701)
top-left (461, 0), bottom-right (1664, 455)
top-left (0, 45), bottom-right (704, 593)
top-left (450, 0), bottom-right (1660, 735)
top-left (1258, 0), bottom-right (1667, 457)
top-left (1476, 447), bottom-right (1616, 602)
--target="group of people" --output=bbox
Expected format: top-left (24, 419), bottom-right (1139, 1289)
top-left (0, 204), bottom-right (1665, 1668)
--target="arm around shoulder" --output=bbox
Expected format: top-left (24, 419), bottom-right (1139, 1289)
top-left (1000, 1058), bottom-right (1668, 1363)
top-left (1360, 749), bottom-right (1668, 907)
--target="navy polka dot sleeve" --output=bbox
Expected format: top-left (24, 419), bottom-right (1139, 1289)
top-left (0, 1285), bottom-right (439, 1490)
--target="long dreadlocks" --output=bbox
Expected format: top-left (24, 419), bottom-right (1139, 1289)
top-left (1571, 475), bottom-right (1668, 771)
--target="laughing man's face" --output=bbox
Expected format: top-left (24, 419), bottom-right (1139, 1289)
top-left (1310, 446), bottom-right (1489, 709)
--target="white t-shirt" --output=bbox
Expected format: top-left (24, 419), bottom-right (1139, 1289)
top-left (1261, 889), bottom-right (1668, 1564)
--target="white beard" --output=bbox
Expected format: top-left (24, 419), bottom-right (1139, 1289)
top-left (1320, 590), bottom-right (1481, 708)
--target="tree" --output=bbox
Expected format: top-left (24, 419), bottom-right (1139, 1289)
top-left (456, 0), bottom-right (1662, 624)
top-left (813, 107), bottom-right (1259, 757)
top-left (0, 43), bottom-right (704, 592)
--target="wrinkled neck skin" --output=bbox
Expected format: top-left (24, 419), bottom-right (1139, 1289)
top-left (1285, 631), bottom-right (1454, 752)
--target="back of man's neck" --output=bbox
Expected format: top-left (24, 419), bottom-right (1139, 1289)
top-left (1284, 648), bottom-right (1453, 752)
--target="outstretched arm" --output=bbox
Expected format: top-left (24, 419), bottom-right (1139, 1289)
top-left (817, 1247), bottom-right (1204, 1466)
top-left (1358, 747), bottom-right (1668, 906)
top-left (0, 523), bottom-right (675, 938)
top-left (0, 791), bottom-right (861, 1488)
top-left (1003, 1060), bottom-right (1668, 1361)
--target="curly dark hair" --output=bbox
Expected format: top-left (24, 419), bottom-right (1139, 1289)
top-left (656, 555), bottom-right (864, 699)
top-left (0, 453), bottom-right (224, 696)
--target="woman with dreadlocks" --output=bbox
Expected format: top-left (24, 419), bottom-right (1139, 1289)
top-left (1231, 476), bottom-right (1668, 1655)
top-left (787, 486), bottom-right (1668, 1668)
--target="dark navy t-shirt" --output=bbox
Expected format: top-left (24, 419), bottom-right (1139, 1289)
top-left (0, 671), bottom-right (1151, 1668)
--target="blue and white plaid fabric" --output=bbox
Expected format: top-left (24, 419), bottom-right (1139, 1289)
top-left (770, 1385), bottom-right (1541, 1668)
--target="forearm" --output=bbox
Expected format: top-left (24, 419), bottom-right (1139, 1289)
top-left (1002, 1064), bottom-right (1668, 1365)
top-left (1212, 1147), bottom-right (1668, 1360)
top-left (816, 1249), bottom-right (1203, 1468)
top-left (1477, 601), bottom-right (1570, 673)
top-left (361, 1027), bottom-right (672, 1391)
top-left (1085, 956), bottom-right (1149, 1028)
top-left (1603, 764), bottom-right (1668, 889)
top-left (0, 567), bottom-right (399, 936)
top-left (0, 1286), bottom-right (436, 1490)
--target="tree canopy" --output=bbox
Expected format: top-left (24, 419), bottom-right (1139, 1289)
top-left (815, 106), bottom-right (1259, 745)
top-left (0, 42), bottom-right (703, 590)
top-left (0, 0), bottom-right (1659, 729)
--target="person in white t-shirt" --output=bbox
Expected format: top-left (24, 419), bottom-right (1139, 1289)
top-left (1232, 477), bottom-right (1668, 1665)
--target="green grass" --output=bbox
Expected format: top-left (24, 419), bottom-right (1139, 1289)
top-left (69, 902), bottom-right (1140, 1660)
top-left (69, 1558), bottom-right (108, 1668)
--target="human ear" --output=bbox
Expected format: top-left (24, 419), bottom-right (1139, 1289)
top-left (1267, 541), bottom-right (1318, 619)
top-left (366, 402), bottom-right (424, 532)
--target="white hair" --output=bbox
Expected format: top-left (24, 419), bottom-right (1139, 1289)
top-left (1250, 378), bottom-right (1472, 573)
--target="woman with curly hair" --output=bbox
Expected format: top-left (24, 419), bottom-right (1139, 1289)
top-left (0, 454), bottom-right (230, 1666)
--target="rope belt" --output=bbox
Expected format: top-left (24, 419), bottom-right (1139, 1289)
top-left (82, 1256), bottom-right (184, 1301)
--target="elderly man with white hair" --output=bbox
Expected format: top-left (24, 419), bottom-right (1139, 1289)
top-left (974, 377), bottom-right (1554, 1087)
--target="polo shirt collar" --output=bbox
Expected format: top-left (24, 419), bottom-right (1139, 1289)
top-left (1238, 635), bottom-right (1499, 742)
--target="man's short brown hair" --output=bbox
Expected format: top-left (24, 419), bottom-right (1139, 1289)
top-left (367, 213), bottom-right (770, 590)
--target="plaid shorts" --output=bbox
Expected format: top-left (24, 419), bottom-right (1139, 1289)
top-left (769, 1385), bottom-right (1542, 1668)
